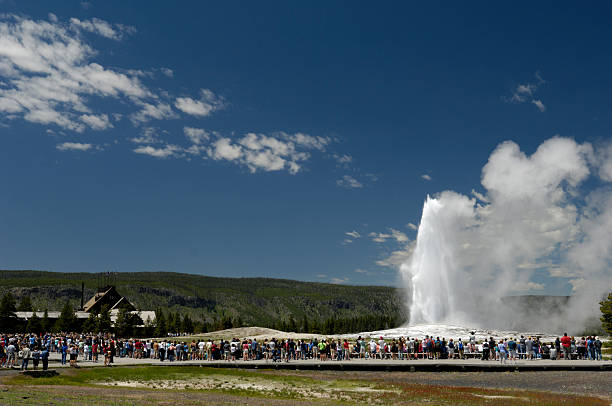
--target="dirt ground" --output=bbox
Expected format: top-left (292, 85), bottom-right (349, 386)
top-left (0, 384), bottom-right (341, 406)
top-left (281, 370), bottom-right (612, 398)
top-left (1, 368), bottom-right (610, 405)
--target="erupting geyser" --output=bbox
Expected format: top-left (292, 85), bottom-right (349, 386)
top-left (396, 137), bottom-right (612, 334)
top-left (403, 196), bottom-right (454, 324)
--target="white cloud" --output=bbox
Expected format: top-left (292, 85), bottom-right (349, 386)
top-left (205, 132), bottom-right (330, 174)
top-left (337, 175), bottom-right (363, 188)
top-left (330, 277), bottom-right (350, 284)
top-left (596, 142), bottom-right (612, 181)
top-left (376, 243), bottom-right (415, 268)
top-left (421, 174), bottom-right (432, 181)
top-left (0, 14), bottom-right (222, 136)
top-left (506, 72), bottom-right (547, 112)
top-left (407, 222), bottom-right (418, 230)
top-left (0, 14), bottom-right (351, 178)
top-left (470, 189), bottom-right (489, 203)
top-left (130, 127), bottom-right (162, 144)
top-left (130, 102), bottom-right (176, 125)
top-left (334, 153), bottom-right (353, 167)
top-left (133, 144), bottom-right (181, 158)
top-left (532, 99), bottom-right (546, 112)
top-left (369, 228), bottom-right (409, 244)
top-left (80, 113), bottom-right (112, 130)
top-left (69, 17), bottom-right (134, 41)
top-left (175, 88), bottom-right (225, 117)
top-left (183, 127), bottom-right (209, 144)
top-left (345, 230), bottom-right (361, 239)
top-left (369, 232), bottom-right (390, 243)
top-left (208, 137), bottom-right (243, 161)
top-left (56, 142), bottom-right (92, 151)
top-left (0, 14), bottom-right (151, 132)
top-left (390, 228), bottom-right (409, 243)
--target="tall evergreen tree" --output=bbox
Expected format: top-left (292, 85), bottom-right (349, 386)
top-left (17, 296), bottom-right (33, 311)
top-left (26, 313), bottom-right (43, 334)
top-left (115, 307), bottom-right (133, 337)
top-left (82, 312), bottom-right (99, 333)
top-left (154, 308), bottom-right (167, 337)
top-left (601, 292), bottom-right (612, 335)
top-left (41, 308), bottom-right (52, 333)
top-left (301, 315), bottom-right (309, 333)
top-left (0, 292), bottom-right (18, 332)
top-left (97, 305), bottom-right (112, 333)
top-left (285, 315), bottom-right (295, 332)
top-left (144, 315), bottom-right (155, 337)
top-left (56, 301), bottom-right (77, 332)
top-left (166, 312), bottom-right (176, 334)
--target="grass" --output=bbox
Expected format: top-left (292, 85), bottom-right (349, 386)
top-left (2, 365), bottom-right (609, 405)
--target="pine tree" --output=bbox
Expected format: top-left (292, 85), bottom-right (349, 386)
top-left (181, 314), bottom-right (194, 333)
top-left (115, 307), bottom-right (132, 337)
top-left (82, 312), bottom-right (99, 333)
top-left (17, 296), bottom-right (33, 311)
top-left (0, 292), bottom-right (18, 332)
top-left (26, 313), bottom-right (43, 334)
top-left (155, 308), bottom-right (167, 337)
top-left (41, 309), bottom-right (52, 333)
top-left (301, 315), bottom-right (309, 333)
top-left (166, 312), bottom-right (176, 334)
top-left (97, 305), bottom-right (112, 333)
top-left (601, 292), bottom-right (612, 335)
top-left (56, 301), bottom-right (77, 332)
top-left (144, 315), bottom-right (155, 337)
top-left (288, 315), bottom-right (297, 333)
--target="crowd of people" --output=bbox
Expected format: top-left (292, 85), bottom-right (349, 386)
top-left (0, 331), bottom-right (605, 370)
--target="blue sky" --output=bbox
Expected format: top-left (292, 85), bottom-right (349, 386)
top-left (1, 1), bottom-right (612, 291)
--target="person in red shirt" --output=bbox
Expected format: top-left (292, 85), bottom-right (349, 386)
top-left (343, 339), bottom-right (350, 360)
top-left (560, 333), bottom-right (572, 360)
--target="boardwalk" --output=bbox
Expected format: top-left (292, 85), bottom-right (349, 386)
top-left (40, 353), bottom-right (612, 372)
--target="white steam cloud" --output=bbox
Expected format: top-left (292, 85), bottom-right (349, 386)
top-left (401, 136), bottom-right (612, 334)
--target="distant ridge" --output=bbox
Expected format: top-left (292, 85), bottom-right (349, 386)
top-left (0, 270), bottom-right (406, 328)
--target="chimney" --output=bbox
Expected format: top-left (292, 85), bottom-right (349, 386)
top-left (81, 282), bottom-right (85, 310)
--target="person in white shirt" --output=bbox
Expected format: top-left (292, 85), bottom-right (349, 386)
top-left (198, 341), bottom-right (205, 360)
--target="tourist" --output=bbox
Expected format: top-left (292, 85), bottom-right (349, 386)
top-left (31, 346), bottom-right (40, 370)
top-left (318, 340), bottom-right (327, 361)
top-left (507, 338), bottom-right (517, 362)
top-left (593, 337), bottom-right (602, 361)
top-left (560, 333), bottom-right (571, 360)
top-left (69, 344), bottom-right (78, 367)
top-left (498, 340), bottom-right (507, 365)
top-left (448, 339), bottom-right (455, 359)
top-left (469, 332), bottom-right (476, 353)
top-left (20, 344), bottom-right (31, 370)
top-left (481, 340), bottom-right (489, 361)
top-left (525, 337), bottom-right (533, 360)
top-left (549, 343), bottom-right (557, 360)
top-left (6, 341), bottom-right (16, 368)
top-left (41, 345), bottom-right (49, 371)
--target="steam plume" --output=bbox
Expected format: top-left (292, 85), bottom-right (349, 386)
top-left (401, 137), bottom-right (612, 333)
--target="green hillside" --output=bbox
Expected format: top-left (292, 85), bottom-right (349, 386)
top-left (0, 270), bottom-right (406, 331)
